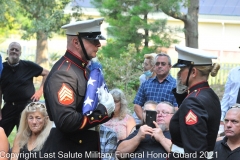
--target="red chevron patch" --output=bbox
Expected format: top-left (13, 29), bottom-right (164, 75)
top-left (58, 83), bottom-right (74, 105)
top-left (185, 110), bottom-right (198, 125)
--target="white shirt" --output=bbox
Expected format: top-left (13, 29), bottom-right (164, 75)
top-left (221, 66), bottom-right (240, 121)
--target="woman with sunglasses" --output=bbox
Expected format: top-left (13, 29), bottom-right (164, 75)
top-left (169, 46), bottom-right (221, 160)
top-left (11, 102), bottom-right (52, 160)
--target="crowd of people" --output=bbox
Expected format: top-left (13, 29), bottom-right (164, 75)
top-left (0, 17), bottom-right (240, 160)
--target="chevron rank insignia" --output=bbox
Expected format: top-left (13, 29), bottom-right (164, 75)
top-left (58, 83), bottom-right (74, 105)
top-left (185, 110), bottom-right (198, 125)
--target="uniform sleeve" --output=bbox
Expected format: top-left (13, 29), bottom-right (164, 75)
top-left (44, 70), bottom-right (84, 132)
top-left (179, 97), bottom-right (209, 159)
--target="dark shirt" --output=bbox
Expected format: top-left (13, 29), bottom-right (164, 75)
top-left (18, 145), bottom-right (40, 160)
top-left (0, 60), bottom-right (43, 102)
top-left (169, 82), bottom-right (221, 160)
top-left (118, 129), bottom-right (171, 160)
top-left (213, 136), bottom-right (240, 160)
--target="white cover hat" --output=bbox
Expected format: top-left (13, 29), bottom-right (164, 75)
top-left (173, 45), bottom-right (217, 68)
top-left (61, 18), bottom-right (105, 39)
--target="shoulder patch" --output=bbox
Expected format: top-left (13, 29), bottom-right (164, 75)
top-left (185, 110), bottom-right (198, 125)
top-left (58, 83), bottom-right (74, 105)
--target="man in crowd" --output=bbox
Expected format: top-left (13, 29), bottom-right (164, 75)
top-left (117, 101), bottom-right (175, 160)
top-left (133, 53), bottom-right (177, 124)
top-left (0, 42), bottom-right (49, 136)
top-left (100, 124), bottom-right (118, 160)
top-left (221, 66), bottom-right (240, 122)
top-left (42, 18), bottom-right (115, 159)
top-left (214, 104), bottom-right (240, 160)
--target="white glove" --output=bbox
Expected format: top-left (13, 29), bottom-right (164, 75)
top-left (176, 77), bottom-right (188, 94)
top-left (98, 87), bottom-right (115, 116)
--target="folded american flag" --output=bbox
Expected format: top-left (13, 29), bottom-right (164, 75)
top-left (83, 63), bottom-right (107, 115)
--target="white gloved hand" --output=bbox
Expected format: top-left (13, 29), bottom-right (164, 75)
top-left (176, 77), bottom-right (188, 94)
top-left (98, 87), bottom-right (115, 116)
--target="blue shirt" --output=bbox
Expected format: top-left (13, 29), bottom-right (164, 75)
top-left (221, 66), bottom-right (240, 121)
top-left (134, 74), bottom-right (177, 107)
top-left (100, 125), bottom-right (117, 160)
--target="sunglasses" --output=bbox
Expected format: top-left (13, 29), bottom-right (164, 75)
top-left (27, 102), bottom-right (46, 110)
top-left (155, 62), bottom-right (168, 67)
top-left (230, 104), bottom-right (240, 109)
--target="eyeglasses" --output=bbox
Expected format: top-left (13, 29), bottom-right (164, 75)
top-left (27, 102), bottom-right (46, 110)
top-left (230, 104), bottom-right (240, 109)
top-left (157, 111), bottom-right (173, 116)
top-left (155, 62), bottom-right (168, 67)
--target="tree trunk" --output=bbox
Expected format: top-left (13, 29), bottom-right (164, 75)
top-left (36, 31), bottom-right (49, 69)
top-left (184, 0), bottom-right (199, 48)
top-left (144, 13), bottom-right (149, 47)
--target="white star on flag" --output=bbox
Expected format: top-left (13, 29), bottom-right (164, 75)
top-left (87, 77), bottom-right (96, 86)
top-left (84, 96), bottom-right (93, 107)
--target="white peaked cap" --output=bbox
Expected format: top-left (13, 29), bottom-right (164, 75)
top-left (173, 45), bottom-right (217, 68)
top-left (61, 18), bottom-right (104, 35)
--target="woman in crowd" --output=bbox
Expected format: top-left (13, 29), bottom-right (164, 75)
top-left (0, 127), bottom-right (9, 160)
top-left (169, 46), bottom-right (221, 160)
top-left (104, 88), bottom-right (136, 141)
top-left (11, 102), bottom-right (52, 160)
top-left (139, 53), bottom-right (157, 85)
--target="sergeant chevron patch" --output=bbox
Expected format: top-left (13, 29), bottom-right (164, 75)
top-left (58, 83), bottom-right (74, 105)
top-left (185, 110), bottom-right (198, 125)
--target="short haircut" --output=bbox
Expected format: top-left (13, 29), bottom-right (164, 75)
top-left (156, 53), bottom-right (172, 65)
top-left (143, 100), bottom-right (158, 110)
top-left (159, 101), bottom-right (175, 114)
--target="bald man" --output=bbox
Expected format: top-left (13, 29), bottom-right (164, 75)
top-left (213, 104), bottom-right (240, 160)
top-left (0, 42), bottom-right (49, 136)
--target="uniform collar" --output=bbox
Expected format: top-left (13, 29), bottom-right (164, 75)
top-left (64, 50), bottom-right (88, 69)
top-left (188, 81), bottom-right (209, 94)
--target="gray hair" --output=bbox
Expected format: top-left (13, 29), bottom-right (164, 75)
top-left (156, 53), bottom-right (172, 65)
top-left (159, 101), bottom-right (176, 114)
top-left (110, 88), bottom-right (129, 120)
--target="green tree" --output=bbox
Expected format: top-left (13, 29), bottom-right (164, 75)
top-left (159, 0), bottom-right (199, 48)
top-left (0, 0), bottom-right (19, 42)
top-left (17, 0), bottom-right (82, 68)
top-left (92, 0), bottom-right (180, 58)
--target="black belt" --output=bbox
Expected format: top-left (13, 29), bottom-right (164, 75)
top-left (5, 100), bottom-right (32, 106)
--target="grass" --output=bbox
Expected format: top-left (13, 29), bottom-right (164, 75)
top-left (8, 127), bottom-right (17, 148)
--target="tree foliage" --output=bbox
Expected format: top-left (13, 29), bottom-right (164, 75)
top-left (158, 0), bottom-right (199, 48)
top-left (92, 0), bottom-right (181, 58)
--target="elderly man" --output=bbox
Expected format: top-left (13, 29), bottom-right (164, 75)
top-left (213, 104), bottom-right (240, 160)
top-left (42, 18), bottom-right (115, 160)
top-left (0, 42), bottom-right (49, 136)
top-left (116, 101), bottom-right (175, 160)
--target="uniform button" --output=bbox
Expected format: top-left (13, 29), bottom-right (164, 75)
top-left (91, 117), bottom-right (94, 120)
top-left (79, 140), bottom-right (82, 144)
top-left (99, 115), bottom-right (102, 118)
top-left (105, 112), bottom-right (107, 115)
top-left (194, 90), bottom-right (197, 92)
top-left (66, 60), bottom-right (69, 63)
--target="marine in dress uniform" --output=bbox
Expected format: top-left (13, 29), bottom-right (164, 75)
top-left (169, 46), bottom-right (221, 160)
top-left (42, 18), bottom-right (115, 160)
